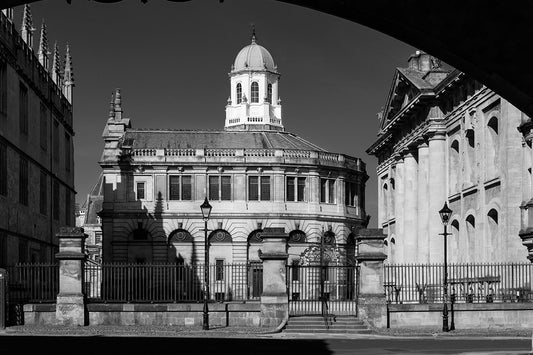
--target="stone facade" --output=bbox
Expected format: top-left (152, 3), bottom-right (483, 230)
top-left (0, 7), bottom-right (75, 266)
top-left (98, 35), bottom-right (368, 273)
top-left (367, 51), bottom-right (528, 264)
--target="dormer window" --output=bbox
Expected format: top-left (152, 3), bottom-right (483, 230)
top-left (251, 82), bottom-right (259, 103)
top-left (236, 83), bottom-right (242, 104)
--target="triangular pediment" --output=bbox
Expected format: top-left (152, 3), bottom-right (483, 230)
top-left (379, 68), bottom-right (431, 131)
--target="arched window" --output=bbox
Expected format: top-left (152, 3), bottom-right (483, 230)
top-left (236, 83), bottom-right (242, 104)
top-left (251, 82), bottom-right (259, 103)
top-left (267, 83), bottom-right (272, 103)
top-left (466, 130), bottom-right (475, 184)
top-left (451, 219), bottom-right (460, 262)
top-left (383, 183), bottom-right (389, 221)
top-left (466, 214), bottom-right (476, 262)
top-left (288, 230), bottom-right (307, 244)
top-left (487, 208), bottom-right (499, 260)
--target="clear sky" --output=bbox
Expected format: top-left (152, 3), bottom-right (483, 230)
top-left (17, 0), bottom-right (415, 228)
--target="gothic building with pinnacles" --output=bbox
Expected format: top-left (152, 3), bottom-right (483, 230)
top-left (367, 51), bottom-right (529, 264)
top-left (99, 33), bottom-right (368, 268)
top-left (0, 6), bottom-right (75, 266)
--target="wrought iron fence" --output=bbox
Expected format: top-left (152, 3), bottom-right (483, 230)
top-left (84, 262), bottom-right (263, 303)
top-left (286, 265), bottom-right (358, 316)
top-left (384, 263), bottom-right (533, 304)
top-left (5, 263), bottom-right (59, 325)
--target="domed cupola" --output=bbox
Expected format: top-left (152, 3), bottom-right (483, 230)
top-left (225, 30), bottom-right (283, 131)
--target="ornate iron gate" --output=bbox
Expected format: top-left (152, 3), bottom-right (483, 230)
top-left (286, 265), bottom-right (358, 316)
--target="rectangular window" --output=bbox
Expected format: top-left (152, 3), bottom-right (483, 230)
top-left (286, 177), bottom-right (306, 202)
top-left (53, 180), bottom-right (59, 221)
top-left (215, 259), bottom-right (224, 281)
top-left (249, 176), bottom-right (259, 201)
top-left (169, 175), bottom-right (192, 200)
top-left (181, 176), bottom-right (192, 200)
top-left (169, 176), bottom-right (180, 200)
top-left (65, 189), bottom-right (71, 226)
top-left (65, 133), bottom-right (70, 172)
top-left (209, 176), bottom-right (219, 200)
top-left (95, 232), bottom-right (102, 245)
top-left (0, 60), bottom-right (6, 115)
top-left (136, 182), bottom-right (145, 200)
top-left (19, 83), bottom-right (28, 135)
top-left (53, 120), bottom-right (59, 162)
top-left (39, 170), bottom-right (47, 215)
top-left (19, 157), bottom-right (28, 205)
top-left (0, 143), bottom-right (6, 196)
top-left (40, 103), bottom-right (47, 151)
top-left (286, 177), bottom-right (295, 201)
top-left (260, 176), bottom-right (270, 201)
top-left (221, 176), bottom-right (231, 200)
top-left (209, 176), bottom-right (231, 201)
top-left (345, 181), bottom-right (359, 207)
top-left (320, 178), bottom-right (335, 203)
top-left (297, 177), bottom-right (306, 202)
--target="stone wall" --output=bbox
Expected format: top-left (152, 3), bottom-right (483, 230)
top-left (24, 302), bottom-right (261, 327)
top-left (387, 303), bottom-right (533, 329)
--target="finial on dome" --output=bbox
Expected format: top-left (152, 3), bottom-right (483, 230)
top-left (251, 24), bottom-right (256, 44)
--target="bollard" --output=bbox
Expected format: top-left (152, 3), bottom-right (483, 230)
top-left (0, 268), bottom-right (5, 329)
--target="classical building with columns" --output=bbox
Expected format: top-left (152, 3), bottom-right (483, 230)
top-left (98, 33), bottom-right (368, 269)
top-left (367, 51), bottom-right (529, 264)
top-left (0, 7), bottom-right (75, 266)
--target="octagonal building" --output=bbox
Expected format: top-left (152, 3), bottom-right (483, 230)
top-left (99, 33), bottom-right (368, 268)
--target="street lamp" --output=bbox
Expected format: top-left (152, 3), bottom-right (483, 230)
top-left (200, 197), bottom-right (212, 331)
top-left (438, 202), bottom-right (453, 332)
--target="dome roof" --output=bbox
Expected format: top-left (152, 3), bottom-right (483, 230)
top-left (233, 35), bottom-right (276, 72)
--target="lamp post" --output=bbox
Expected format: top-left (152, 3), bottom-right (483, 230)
top-left (438, 202), bottom-right (453, 332)
top-left (200, 197), bottom-right (212, 331)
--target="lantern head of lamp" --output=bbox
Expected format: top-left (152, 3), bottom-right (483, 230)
top-left (200, 197), bottom-right (212, 221)
top-left (439, 202), bottom-right (453, 226)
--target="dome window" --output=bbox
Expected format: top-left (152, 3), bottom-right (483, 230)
top-left (251, 82), bottom-right (259, 103)
top-left (236, 83), bottom-right (242, 104)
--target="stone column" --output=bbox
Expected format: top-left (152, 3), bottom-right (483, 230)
top-left (518, 120), bottom-right (533, 261)
top-left (259, 227), bottom-right (289, 328)
top-left (417, 141), bottom-right (430, 263)
top-left (393, 156), bottom-right (405, 262)
top-left (55, 227), bottom-right (88, 326)
top-left (355, 228), bottom-right (387, 328)
top-left (428, 131), bottom-right (447, 262)
top-left (403, 148), bottom-right (418, 261)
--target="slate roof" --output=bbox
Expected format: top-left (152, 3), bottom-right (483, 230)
top-left (119, 130), bottom-right (327, 152)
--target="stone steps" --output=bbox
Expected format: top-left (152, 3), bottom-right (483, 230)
top-left (284, 316), bottom-right (372, 334)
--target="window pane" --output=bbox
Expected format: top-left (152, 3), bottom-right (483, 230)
top-left (249, 176), bottom-right (258, 201)
top-left (19, 157), bottom-right (28, 205)
top-left (328, 179), bottom-right (335, 203)
top-left (267, 83), bottom-right (272, 103)
top-left (19, 84), bottom-right (28, 135)
top-left (286, 177), bottom-right (295, 201)
top-left (320, 179), bottom-right (326, 203)
top-left (169, 176), bottom-right (180, 200)
top-left (65, 190), bottom-right (71, 226)
top-left (65, 134), bottom-right (70, 172)
top-left (209, 176), bottom-right (219, 200)
top-left (261, 176), bottom-right (270, 201)
top-left (345, 181), bottom-right (350, 206)
top-left (0, 61), bottom-right (6, 114)
top-left (251, 82), bottom-right (259, 103)
top-left (181, 176), bottom-right (192, 200)
top-left (53, 121), bottom-right (59, 162)
top-left (53, 181), bottom-right (59, 220)
top-left (136, 182), bottom-right (145, 200)
top-left (297, 178), bottom-right (306, 202)
top-left (236, 83), bottom-right (242, 104)
top-left (40, 104), bottom-right (47, 151)
top-left (221, 176), bottom-right (231, 200)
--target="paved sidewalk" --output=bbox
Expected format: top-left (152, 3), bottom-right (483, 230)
top-left (1, 324), bottom-right (532, 340)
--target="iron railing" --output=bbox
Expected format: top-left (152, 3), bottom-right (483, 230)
top-left (84, 262), bottom-right (263, 303)
top-left (384, 263), bottom-right (533, 304)
top-left (286, 265), bottom-right (358, 316)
